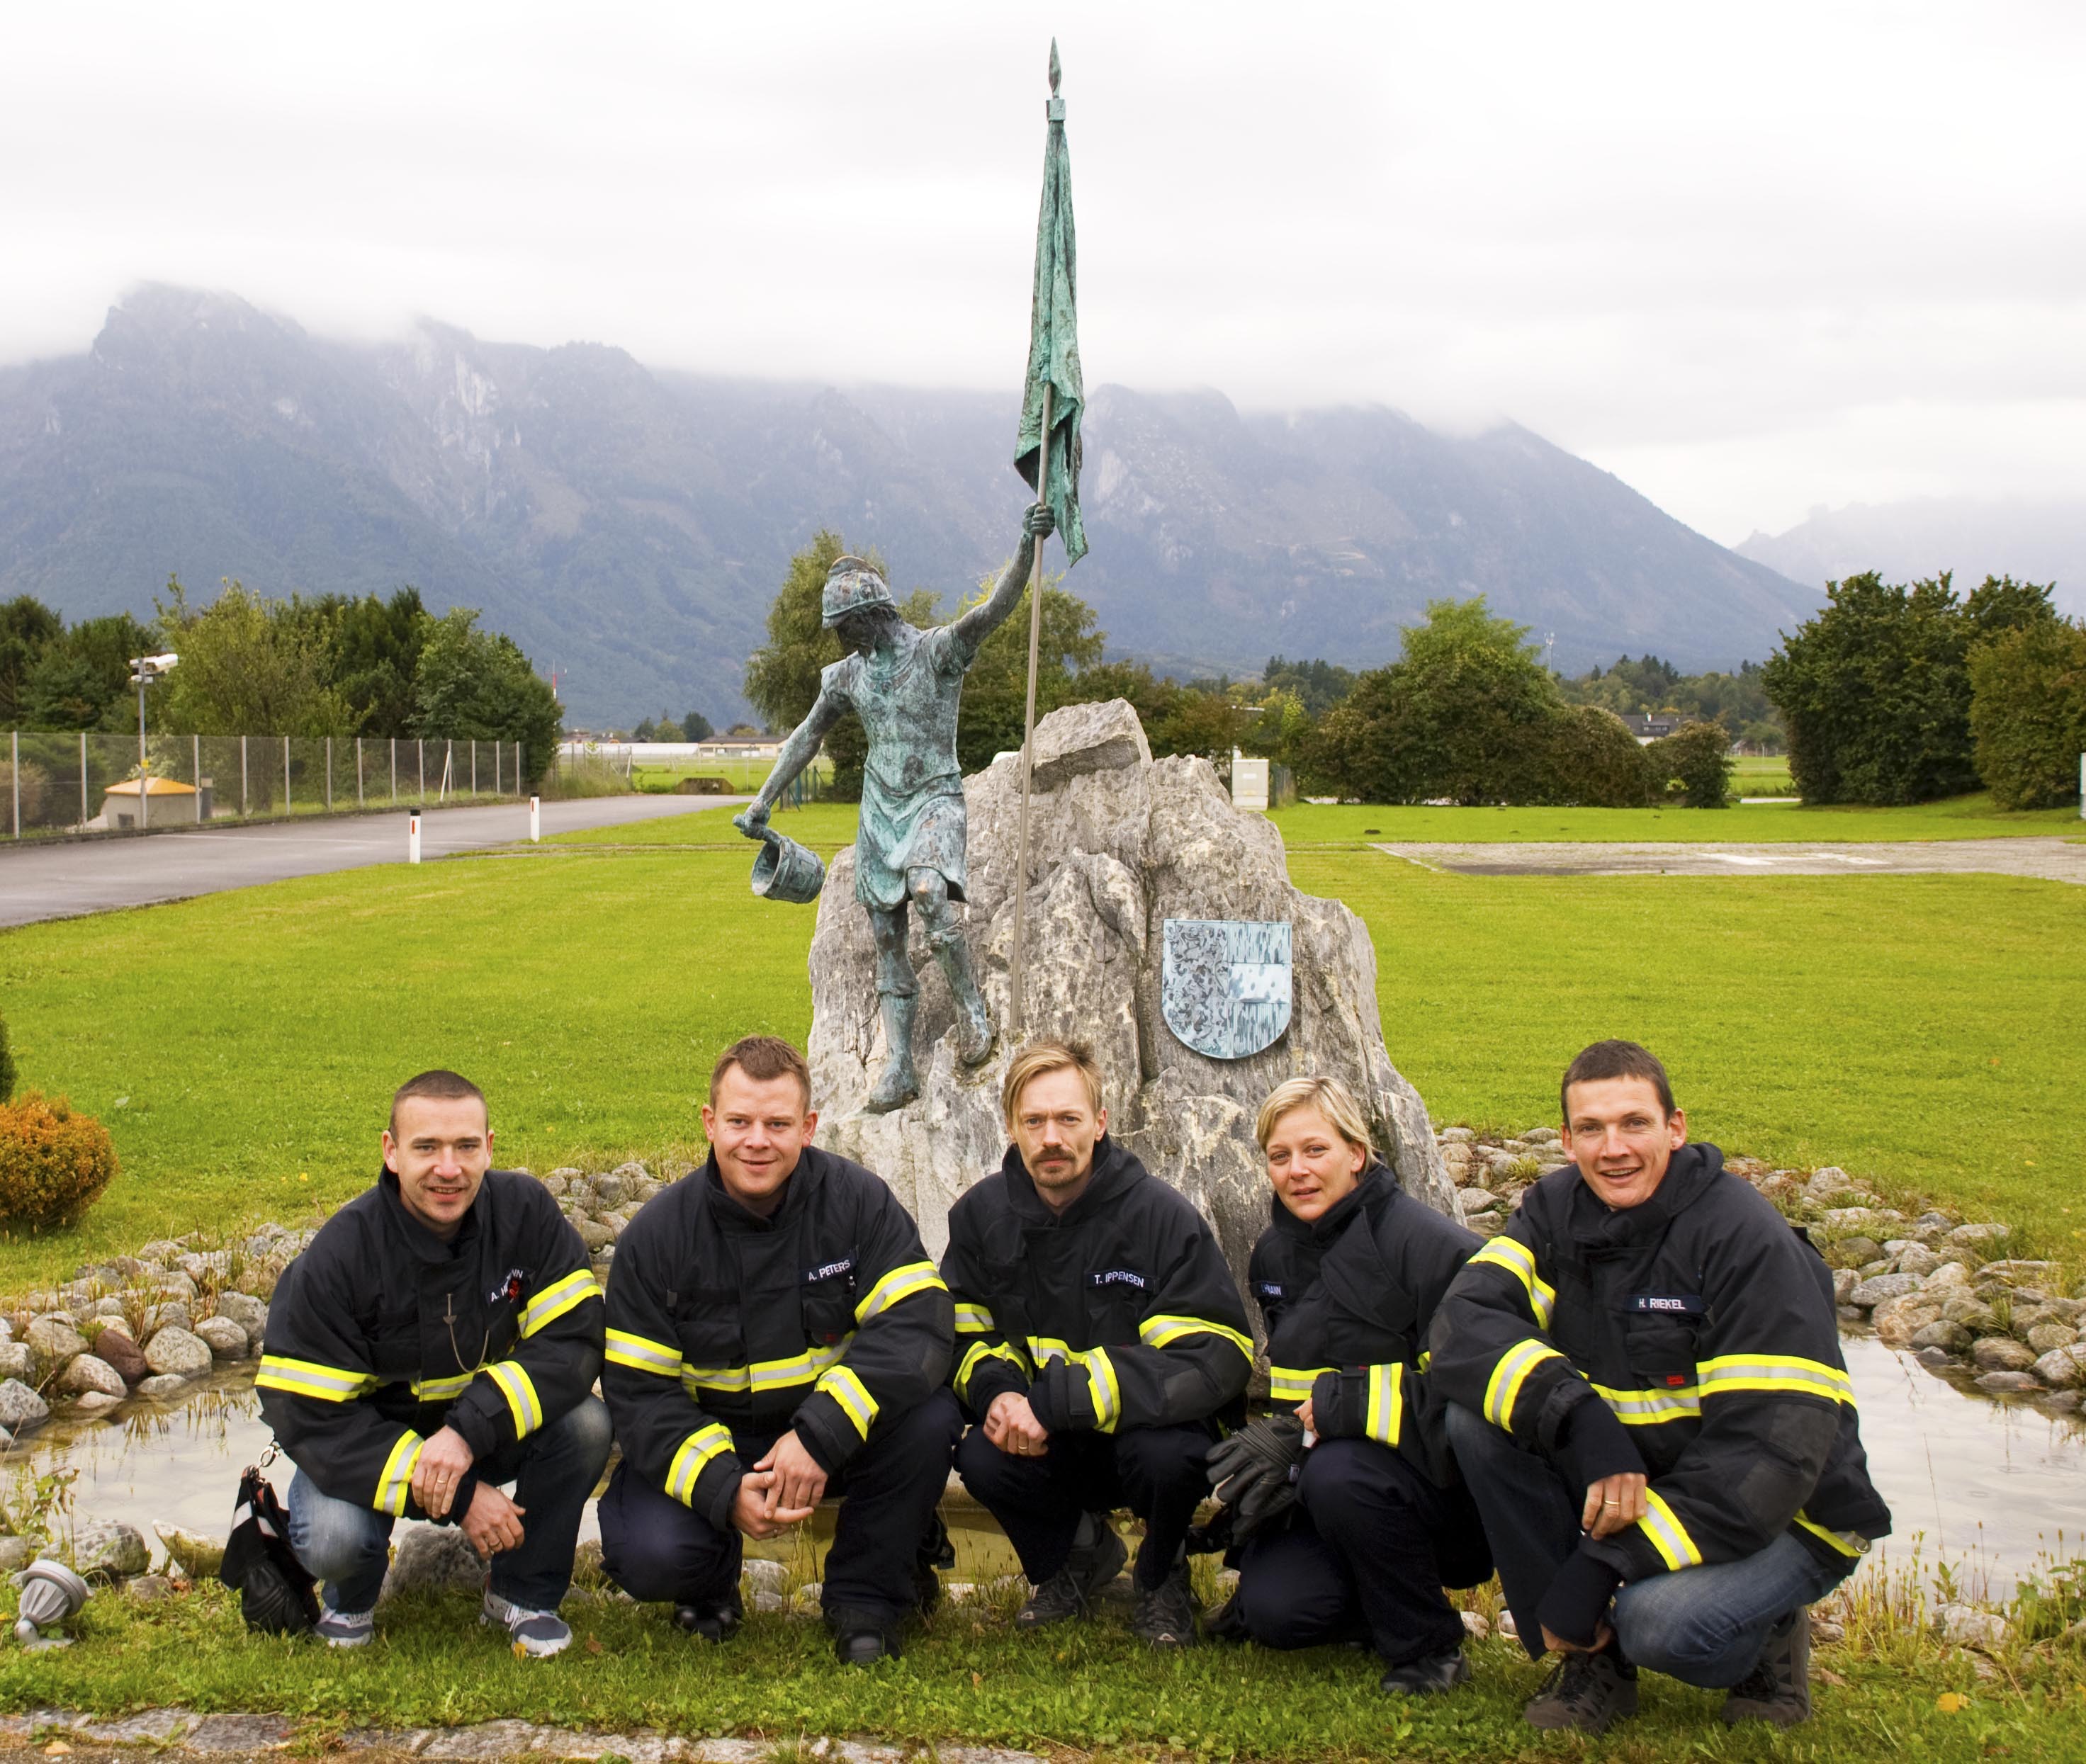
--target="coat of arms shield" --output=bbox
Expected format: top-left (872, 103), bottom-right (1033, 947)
top-left (1160, 919), bottom-right (1292, 1060)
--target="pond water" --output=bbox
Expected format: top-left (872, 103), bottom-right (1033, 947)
top-left (11, 1341), bottom-right (2081, 1596)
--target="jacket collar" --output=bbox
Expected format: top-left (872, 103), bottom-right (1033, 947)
top-left (377, 1165), bottom-right (489, 1262)
top-left (699, 1143), bottom-right (824, 1231)
top-left (1268, 1158), bottom-right (1394, 1245)
top-left (1564, 1141), bottom-right (1725, 1250)
top-left (1000, 1132), bottom-right (1142, 1227)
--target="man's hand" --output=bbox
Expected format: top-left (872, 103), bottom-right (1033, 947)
top-left (460, 1484), bottom-right (525, 1559)
top-left (1583, 1471), bottom-right (1647, 1539)
top-left (755, 1431), bottom-right (828, 1515)
top-left (1541, 1619), bottom-right (1616, 1656)
top-left (1022, 502), bottom-right (1056, 541)
top-left (732, 803), bottom-right (772, 840)
top-left (731, 1470), bottom-right (816, 1540)
top-left (1293, 1398), bottom-right (1316, 1439)
top-left (411, 1425), bottom-right (476, 1520)
top-left (982, 1391), bottom-right (1051, 1458)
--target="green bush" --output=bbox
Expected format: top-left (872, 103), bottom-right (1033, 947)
top-left (0, 1092), bottom-right (117, 1230)
top-left (1648, 719), bottom-right (1735, 808)
top-left (1969, 617), bottom-right (2086, 810)
top-left (1540, 704), bottom-right (1657, 806)
top-left (0, 1014), bottom-right (13, 1102)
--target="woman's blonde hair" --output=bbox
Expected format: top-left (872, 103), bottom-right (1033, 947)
top-left (1254, 1074), bottom-right (1375, 1160)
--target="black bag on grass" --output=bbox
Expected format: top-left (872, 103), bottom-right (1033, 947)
top-left (218, 1461), bottom-right (319, 1636)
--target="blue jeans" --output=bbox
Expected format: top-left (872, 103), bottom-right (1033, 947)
top-left (287, 1396), bottom-right (611, 1615)
top-left (1445, 1402), bottom-right (1855, 1688)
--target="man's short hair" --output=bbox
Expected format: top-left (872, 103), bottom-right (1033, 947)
top-left (1560, 1039), bottom-right (1676, 1120)
top-left (1001, 1038), bottom-right (1105, 1128)
top-left (1254, 1074), bottom-right (1375, 1161)
top-left (390, 1069), bottom-right (487, 1134)
top-left (709, 1034), bottom-right (812, 1111)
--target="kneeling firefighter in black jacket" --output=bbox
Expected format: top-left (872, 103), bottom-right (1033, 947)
top-left (942, 1040), bottom-right (1254, 1648)
top-left (597, 1036), bottom-right (959, 1666)
top-left (257, 1069), bottom-right (609, 1658)
top-left (1207, 1075), bottom-right (1491, 1695)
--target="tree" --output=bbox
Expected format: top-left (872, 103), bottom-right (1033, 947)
top-left (1968, 616), bottom-right (2086, 810)
top-left (1263, 656), bottom-right (1355, 719)
top-left (1541, 705), bottom-right (1657, 806)
top-left (680, 709), bottom-right (714, 742)
top-left (0, 597), bottom-right (62, 725)
top-left (308, 587), bottom-right (427, 737)
top-left (949, 577), bottom-right (1105, 773)
top-left (32, 612), bottom-right (154, 731)
top-left (1647, 719), bottom-right (1734, 808)
top-left (410, 609), bottom-right (563, 781)
top-left (1764, 572), bottom-right (2056, 805)
top-left (157, 577), bottom-right (353, 737)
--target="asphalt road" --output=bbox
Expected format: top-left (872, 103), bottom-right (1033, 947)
top-left (0, 795), bottom-right (742, 929)
top-left (1373, 837), bottom-right (2086, 883)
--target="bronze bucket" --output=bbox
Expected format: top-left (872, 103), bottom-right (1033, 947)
top-left (750, 828), bottom-right (826, 903)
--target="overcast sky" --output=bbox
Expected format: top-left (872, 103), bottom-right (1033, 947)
top-left (2, 2), bottom-right (2079, 545)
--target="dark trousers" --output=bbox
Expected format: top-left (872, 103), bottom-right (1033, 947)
top-left (1445, 1402), bottom-right (1854, 1685)
top-left (1234, 1437), bottom-right (1492, 1668)
top-left (956, 1419), bottom-right (1216, 1590)
top-left (597, 1389), bottom-right (962, 1627)
top-left (288, 1395), bottom-right (612, 1614)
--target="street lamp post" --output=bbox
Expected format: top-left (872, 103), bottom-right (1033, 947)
top-left (126, 652), bottom-right (179, 830)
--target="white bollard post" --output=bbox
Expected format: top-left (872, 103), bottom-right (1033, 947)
top-left (529, 795), bottom-right (541, 842)
top-left (408, 809), bottom-right (422, 865)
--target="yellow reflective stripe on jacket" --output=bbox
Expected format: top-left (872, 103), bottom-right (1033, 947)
top-left (605, 1329), bottom-right (682, 1376)
top-left (373, 1430), bottom-right (424, 1517)
top-left (1794, 1510), bottom-right (1868, 1557)
top-left (409, 1371), bottom-right (475, 1401)
top-left (1592, 1381), bottom-right (1703, 1425)
top-left (521, 1268), bottom-right (603, 1338)
top-left (665, 1423), bottom-right (735, 1505)
top-left (1696, 1354), bottom-right (1855, 1406)
top-left (1638, 1488), bottom-right (1704, 1571)
top-left (256, 1355), bottom-right (378, 1402)
top-left (1028, 1338), bottom-right (1122, 1432)
top-left (815, 1364), bottom-right (880, 1440)
top-left (1137, 1313), bottom-right (1254, 1362)
top-left (482, 1360), bottom-right (543, 1436)
top-left (1364, 1362), bottom-right (1404, 1447)
top-left (683, 1338), bottom-right (852, 1397)
top-left (954, 1301), bottom-right (998, 1335)
top-left (955, 1340), bottom-right (1029, 1403)
top-left (1269, 1364), bottom-right (1331, 1406)
top-left (1467, 1236), bottom-right (1557, 1327)
top-left (855, 1260), bottom-right (947, 1324)
top-left (1483, 1338), bottom-right (1564, 1430)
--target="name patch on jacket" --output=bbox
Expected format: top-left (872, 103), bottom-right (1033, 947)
top-left (489, 1267), bottom-right (529, 1306)
top-left (804, 1257), bottom-right (855, 1284)
top-left (1626, 1293), bottom-right (1706, 1316)
top-left (1251, 1281), bottom-right (1285, 1301)
top-left (1088, 1269), bottom-right (1148, 1291)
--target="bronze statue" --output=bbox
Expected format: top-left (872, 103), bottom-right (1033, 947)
top-left (736, 503), bottom-right (1056, 1112)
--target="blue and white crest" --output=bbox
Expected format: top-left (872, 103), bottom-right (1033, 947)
top-left (1161, 919), bottom-right (1292, 1060)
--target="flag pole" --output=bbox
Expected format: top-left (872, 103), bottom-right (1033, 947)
top-left (1010, 378), bottom-right (1052, 1038)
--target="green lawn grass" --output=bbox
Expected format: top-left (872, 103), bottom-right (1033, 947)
top-left (0, 1581), bottom-right (2072, 1764)
top-left (3, 841), bottom-right (2082, 1291)
top-left (551, 801), bottom-right (862, 849)
top-left (1273, 793), bottom-right (2081, 844)
top-left (1732, 754), bottom-right (1795, 796)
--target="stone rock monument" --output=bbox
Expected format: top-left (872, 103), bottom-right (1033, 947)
top-left (810, 698), bottom-right (1458, 1292)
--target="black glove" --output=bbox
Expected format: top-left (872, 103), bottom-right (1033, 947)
top-left (1205, 1414), bottom-right (1306, 1541)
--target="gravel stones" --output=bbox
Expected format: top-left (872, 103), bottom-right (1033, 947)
top-left (0, 1377), bottom-right (50, 1432)
top-left (135, 1374), bottom-right (195, 1400)
top-left (1975, 1371), bottom-right (2042, 1395)
top-left (1947, 1223), bottom-right (2010, 1249)
top-left (26, 1315), bottom-right (89, 1377)
top-left (2026, 1323), bottom-right (2080, 1355)
top-left (142, 1327), bottom-right (213, 1379)
top-left (0, 1341), bottom-right (33, 1384)
top-left (1833, 1237), bottom-right (1883, 1267)
top-left (1850, 1272), bottom-right (1922, 1308)
top-left (1971, 1337), bottom-right (2038, 1374)
top-left (1910, 1320), bottom-right (1971, 1353)
top-left (73, 1520), bottom-right (151, 1578)
top-left (54, 1354), bottom-right (125, 1398)
top-left (1873, 1296), bottom-right (1944, 1347)
top-left (2033, 1347), bottom-right (2086, 1389)
top-left (93, 1328), bottom-right (150, 1386)
top-left (211, 1292), bottom-right (268, 1337)
top-left (1922, 1262), bottom-right (1973, 1294)
top-left (194, 1317), bottom-right (249, 1359)
top-left (1893, 1244), bottom-right (1943, 1279)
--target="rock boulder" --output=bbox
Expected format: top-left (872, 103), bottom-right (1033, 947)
top-left (74, 1520), bottom-right (151, 1579)
top-left (55, 1354), bottom-right (126, 1398)
top-left (0, 1378), bottom-right (50, 1433)
top-left (142, 1328), bottom-right (213, 1379)
top-left (808, 699), bottom-right (1455, 1292)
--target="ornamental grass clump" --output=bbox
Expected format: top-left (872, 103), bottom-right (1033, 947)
top-left (0, 1092), bottom-right (118, 1231)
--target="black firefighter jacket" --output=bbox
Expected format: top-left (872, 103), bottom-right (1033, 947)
top-left (1428, 1143), bottom-right (1892, 1584)
top-left (940, 1136), bottom-right (1253, 1435)
top-left (1250, 1160), bottom-right (1479, 1485)
top-left (602, 1147), bottom-right (954, 1533)
top-left (257, 1168), bottom-right (604, 1516)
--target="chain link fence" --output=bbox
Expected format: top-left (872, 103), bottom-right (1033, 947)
top-left (3, 733), bottom-right (526, 840)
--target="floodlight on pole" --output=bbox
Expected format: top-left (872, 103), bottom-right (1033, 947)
top-left (127, 652), bottom-right (179, 830)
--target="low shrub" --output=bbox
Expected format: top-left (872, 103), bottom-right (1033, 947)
top-left (0, 1013), bottom-right (13, 1102)
top-left (0, 1092), bottom-right (118, 1230)
top-left (538, 754), bottom-right (636, 800)
top-left (1540, 704), bottom-right (1657, 805)
top-left (1969, 616), bottom-right (2086, 809)
top-left (1648, 718), bottom-right (1735, 808)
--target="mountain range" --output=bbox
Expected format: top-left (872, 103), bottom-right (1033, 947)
top-left (1737, 498), bottom-right (2082, 614)
top-left (0, 285), bottom-right (1823, 725)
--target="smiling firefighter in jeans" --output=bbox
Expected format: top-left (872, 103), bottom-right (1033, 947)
top-left (596, 1035), bottom-right (959, 1665)
top-left (256, 1069), bottom-right (610, 1657)
top-left (942, 1039), bottom-right (1254, 1647)
top-left (1428, 1039), bottom-right (1893, 1734)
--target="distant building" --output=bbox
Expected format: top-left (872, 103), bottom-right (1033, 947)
top-left (98, 775), bottom-right (208, 829)
top-left (1619, 713), bottom-right (1681, 745)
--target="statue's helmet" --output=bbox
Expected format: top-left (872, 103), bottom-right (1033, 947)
top-left (821, 556), bottom-right (896, 628)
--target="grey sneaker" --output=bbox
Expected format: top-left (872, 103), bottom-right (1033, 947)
top-left (315, 1605), bottom-right (374, 1649)
top-left (1523, 1646), bottom-right (1639, 1733)
top-left (480, 1590), bottom-right (572, 1658)
top-left (1380, 1647), bottom-right (1471, 1695)
top-left (1129, 1563), bottom-right (1197, 1649)
top-left (1723, 1609), bottom-right (1812, 1728)
top-left (1015, 1520), bottom-right (1128, 1629)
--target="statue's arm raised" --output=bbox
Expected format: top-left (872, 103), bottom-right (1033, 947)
top-left (944, 503), bottom-right (1056, 661)
top-left (733, 689), bottom-right (845, 838)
